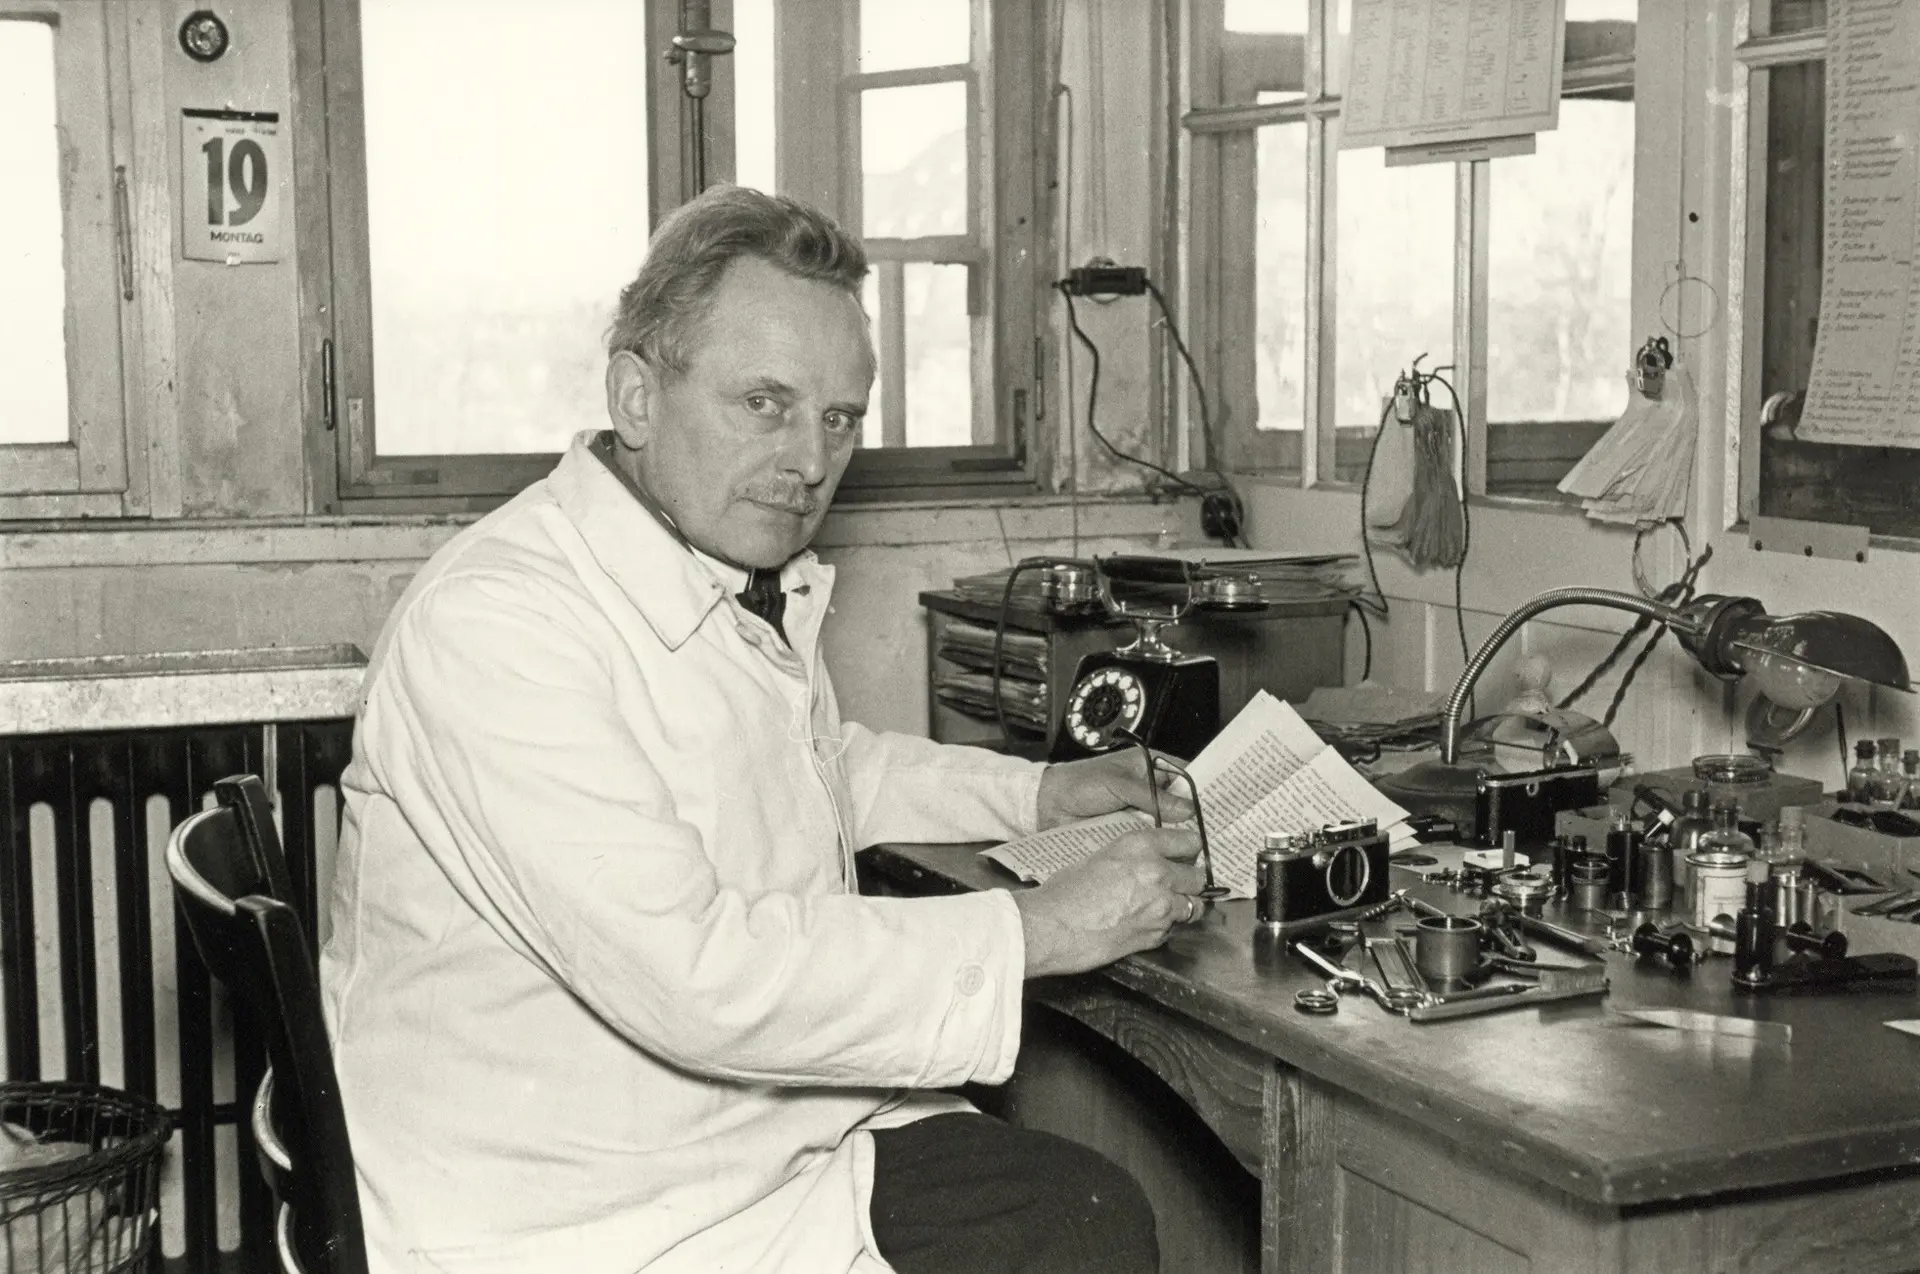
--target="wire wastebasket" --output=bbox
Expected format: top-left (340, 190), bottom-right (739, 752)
top-left (1, 1082), bottom-right (170, 1274)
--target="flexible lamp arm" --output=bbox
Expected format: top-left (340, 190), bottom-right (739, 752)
top-left (1440, 587), bottom-right (1701, 764)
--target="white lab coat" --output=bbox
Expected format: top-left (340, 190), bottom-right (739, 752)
top-left (322, 435), bottom-right (1040, 1273)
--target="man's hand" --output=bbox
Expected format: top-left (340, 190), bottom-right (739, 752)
top-left (1035, 748), bottom-right (1195, 831)
top-left (1011, 828), bottom-right (1206, 978)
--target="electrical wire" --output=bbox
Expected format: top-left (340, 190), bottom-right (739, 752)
top-left (1055, 80), bottom-right (1080, 556)
top-left (1423, 371), bottom-right (1474, 698)
top-left (1554, 543), bottom-right (1714, 728)
top-left (1350, 599), bottom-right (1374, 681)
top-left (1058, 285), bottom-right (1212, 499)
top-left (991, 556), bottom-right (1073, 753)
top-left (1354, 397), bottom-right (1395, 622)
top-left (1143, 280), bottom-right (1246, 547)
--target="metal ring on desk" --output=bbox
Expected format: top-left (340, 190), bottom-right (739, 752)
top-left (1293, 987), bottom-right (1340, 1015)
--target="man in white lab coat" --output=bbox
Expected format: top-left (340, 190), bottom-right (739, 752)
top-left (323, 185), bottom-right (1205, 1274)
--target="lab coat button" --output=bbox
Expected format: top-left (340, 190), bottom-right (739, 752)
top-left (957, 965), bottom-right (986, 996)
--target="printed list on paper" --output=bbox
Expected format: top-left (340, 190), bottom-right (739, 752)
top-left (1798, 0), bottom-right (1920, 448)
top-left (981, 692), bottom-right (1412, 899)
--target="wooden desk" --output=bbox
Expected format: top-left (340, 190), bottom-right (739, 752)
top-left (861, 844), bottom-right (1920, 1274)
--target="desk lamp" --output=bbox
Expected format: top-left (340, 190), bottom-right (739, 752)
top-left (1377, 587), bottom-right (1911, 828)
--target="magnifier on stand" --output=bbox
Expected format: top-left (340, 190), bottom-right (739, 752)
top-left (1049, 555), bottom-right (1266, 763)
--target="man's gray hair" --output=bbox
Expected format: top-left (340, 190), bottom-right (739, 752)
top-left (607, 185), bottom-right (869, 374)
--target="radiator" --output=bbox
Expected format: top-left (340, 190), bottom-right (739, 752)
top-left (0, 646), bottom-right (364, 1274)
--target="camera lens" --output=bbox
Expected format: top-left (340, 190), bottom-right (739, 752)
top-left (1324, 844), bottom-right (1370, 906)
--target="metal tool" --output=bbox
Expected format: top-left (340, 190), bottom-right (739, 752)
top-left (1293, 941), bottom-right (1429, 1015)
top-left (1613, 1008), bottom-right (1792, 1044)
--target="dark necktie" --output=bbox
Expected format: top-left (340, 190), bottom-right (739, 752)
top-left (737, 568), bottom-right (788, 644)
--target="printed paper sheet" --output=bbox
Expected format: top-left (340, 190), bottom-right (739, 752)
top-left (1798, 0), bottom-right (1920, 447)
top-left (982, 693), bottom-right (1411, 899)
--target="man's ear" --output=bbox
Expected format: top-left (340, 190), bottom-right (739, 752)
top-left (605, 350), bottom-right (655, 450)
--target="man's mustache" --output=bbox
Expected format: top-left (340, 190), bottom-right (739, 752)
top-left (743, 484), bottom-right (817, 515)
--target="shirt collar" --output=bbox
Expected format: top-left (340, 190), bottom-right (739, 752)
top-left (554, 431), bottom-right (828, 650)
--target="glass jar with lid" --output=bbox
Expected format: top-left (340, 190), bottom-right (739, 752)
top-left (1693, 752), bottom-right (1771, 812)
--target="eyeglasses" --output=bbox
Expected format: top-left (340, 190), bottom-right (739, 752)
top-left (1121, 732), bottom-right (1227, 901)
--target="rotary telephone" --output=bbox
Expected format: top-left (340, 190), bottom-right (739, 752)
top-left (1048, 555), bottom-right (1266, 762)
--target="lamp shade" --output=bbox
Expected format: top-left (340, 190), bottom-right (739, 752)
top-left (1723, 609), bottom-right (1912, 695)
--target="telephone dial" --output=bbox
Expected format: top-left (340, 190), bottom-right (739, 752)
top-left (1049, 555), bottom-right (1267, 762)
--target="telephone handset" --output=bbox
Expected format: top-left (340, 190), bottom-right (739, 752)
top-left (1048, 555), bottom-right (1265, 762)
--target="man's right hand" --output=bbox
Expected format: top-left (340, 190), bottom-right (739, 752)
top-left (1010, 828), bottom-right (1207, 979)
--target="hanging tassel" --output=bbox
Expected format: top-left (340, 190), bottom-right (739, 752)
top-left (1376, 402), bottom-right (1465, 569)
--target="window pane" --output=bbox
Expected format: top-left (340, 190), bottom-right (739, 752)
top-left (1488, 99), bottom-right (1633, 425)
top-left (862, 0), bottom-right (969, 72)
top-left (1333, 140), bottom-right (1454, 479)
top-left (734, 0), bottom-right (776, 193)
top-left (1566, 0), bottom-right (1638, 18)
top-left (1255, 121), bottom-right (1308, 432)
top-left (903, 264), bottom-right (973, 446)
top-left (860, 264), bottom-right (973, 449)
top-left (0, 20), bottom-right (69, 445)
top-left (359, 0), bottom-right (648, 456)
top-left (1767, 0), bottom-right (1826, 35)
top-left (1328, 0), bottom-right (1353, 96)
top-left (862, 83), bottom-right (968, 238)
top-left (1226, 0), bottom-right (1308, 34)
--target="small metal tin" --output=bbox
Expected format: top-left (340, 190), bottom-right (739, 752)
top-left (1634, 840), bottom-right (1674, 911)
top-left (1769, 863), bottom-right (1804, 927)
top-left (1493, 871), bottom-right (1553, 918)
top-left (1414, 915), bottom-right (1483, 986)
top-left (1567, 857), bottom-right (1609, 913)
top-left (1042, 562), bottom-right (1096, 608)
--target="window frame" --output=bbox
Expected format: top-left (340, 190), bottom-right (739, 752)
top-left (0, 0), bottom-right (146, 520)
top-left (772, 0), bottom-right (1044, 500)
top-left (302, 0), bottom-right (682, 513)
top-left (1184, 0), bottom-right (1637, 499)
top-left (1725, 4), bottom-right (1825, 531)
top-left (300, 0), bottom-right (1045, 514)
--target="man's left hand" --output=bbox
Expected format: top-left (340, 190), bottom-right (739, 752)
top-left (1036, 748), bottom-right (1195, 831)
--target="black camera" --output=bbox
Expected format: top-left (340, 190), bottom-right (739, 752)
top-left (1255, 820), bottom-right (1391, 935)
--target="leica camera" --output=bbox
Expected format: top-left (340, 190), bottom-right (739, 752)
top-left (1255, 819), bottom-right (1392, 935)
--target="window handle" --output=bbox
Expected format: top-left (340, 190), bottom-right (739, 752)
top-left (113, 165), bottom-right (134, 301)
top-left (321, 338), bottom-right (336, 432)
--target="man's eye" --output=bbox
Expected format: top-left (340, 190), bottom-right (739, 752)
top-left (825, 411), bottom-right (859, 435)
top-left (745, 394), bottom-right (781, 415)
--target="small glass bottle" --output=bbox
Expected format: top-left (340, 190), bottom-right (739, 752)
top-left (1848, 740), bottom-right (1880, 803)
top-left (1901, 750), bottom-right (1920, 810)
top-left (1871, 737), bottom-right (1907, 808)
top-left (1691, 802), bottom-right (1755, 951)
top-left (1668, 788), bottom-right (1713, 913)
top-left (1776, 805), bottom-right (1807, 861)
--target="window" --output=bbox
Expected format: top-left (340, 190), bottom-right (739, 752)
top-left (1190, 0), bottom-right (1637, 497)
top-left (309, 0), bottom-right (1041, 511)
top-left (733, 0), bottom-right (1042, 498)
top-left (310, 0), bottom-right (660, 508)
top-left (0, 1), bottom-right (140, 518)
top-left (1730, 1), bottom-right (1920, 540)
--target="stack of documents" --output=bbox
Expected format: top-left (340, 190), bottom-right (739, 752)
top-left (984, 692), bottom-right (1415, 898)
top-left (932, 671), bottom-right (1050, 732)
top-left (1557, 369), bottom-right (1696, 526)
top-left (1298, 681), bottom-right (1445, 749)
top-left (936, 618), bottom-right (1048, 681)
top-left (1151, 547), bottom-right (1364, 603)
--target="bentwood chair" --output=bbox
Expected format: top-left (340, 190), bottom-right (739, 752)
top-left (166, 775), bottom-right (368, 1274)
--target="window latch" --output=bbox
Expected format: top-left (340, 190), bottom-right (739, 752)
top-left (321, 338), bottom-right (336, 432)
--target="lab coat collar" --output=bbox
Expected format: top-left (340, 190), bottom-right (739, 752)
top-left (549, 432), bottom-right (832, 652)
